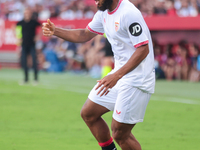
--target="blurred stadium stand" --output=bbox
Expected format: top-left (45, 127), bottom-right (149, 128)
top-left (0, 0), bottom-right (200, 81)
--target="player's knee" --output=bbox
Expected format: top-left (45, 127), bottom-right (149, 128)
top-left (112, 128), bottom-right (125, 144)
top-left (80, 106), bottom-right (88, 120)
top-left (112, 124), bottom-right (132, 145)
top-left (80, 107), bottom-right (97, 124)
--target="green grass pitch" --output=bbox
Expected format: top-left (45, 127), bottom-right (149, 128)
top-left (0, 69), bottom-right (200, 150)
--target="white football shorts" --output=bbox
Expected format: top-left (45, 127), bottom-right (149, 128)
top-left (88, 80), bottom-right (151, 124)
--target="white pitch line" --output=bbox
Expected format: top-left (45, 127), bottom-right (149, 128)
top-left (41, 80), bottom-right (94, 89)
top-left (152, 96), bottom-right (200, 105)
top-left (35, 84), bottom-right (90, 94)
top-left (14, 83), bottom-right (200, 105)
top-left (64, 88), bottom-right (89, 94)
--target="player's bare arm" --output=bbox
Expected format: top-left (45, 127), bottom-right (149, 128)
top-left (42, 19), bottom-right (97, 43)
top-left (96, 44), bottom-right (149, 96)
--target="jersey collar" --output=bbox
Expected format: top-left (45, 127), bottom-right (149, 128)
top-left (108, 0), bottom-right (123, 15)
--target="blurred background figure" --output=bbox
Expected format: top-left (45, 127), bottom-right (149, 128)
top-left (16, 8), bottom-right (41, 85)
top-left (188, 43), bottom-right (200, 81)
top-left (101, 35), bottom-right (114, 78)
top-left (77, 35), bottom-right (104, 78)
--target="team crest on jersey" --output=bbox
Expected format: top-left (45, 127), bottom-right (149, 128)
top-left (115, 22), bottom-right (119, 32)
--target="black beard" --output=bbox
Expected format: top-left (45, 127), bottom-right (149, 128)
top-left (97, 0), bottom-right (113, 11)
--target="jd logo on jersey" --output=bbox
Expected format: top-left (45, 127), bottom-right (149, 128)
top-left (129, 23), bottom-right (142, 36)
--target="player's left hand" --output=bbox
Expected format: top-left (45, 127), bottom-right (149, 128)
top-left (95, 73), bottom-right (120, 97)
top-left (42, 19), bottom-right (55, 37)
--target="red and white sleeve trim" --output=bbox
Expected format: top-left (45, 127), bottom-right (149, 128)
top-left (87, 25), bottom-right (104, 35)
top-left (134, 40), bottom-right (149, 48)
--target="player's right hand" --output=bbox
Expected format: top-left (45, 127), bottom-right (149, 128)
top-left (42, 19), bottom-right (55, 37)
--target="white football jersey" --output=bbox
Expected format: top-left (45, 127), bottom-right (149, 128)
top-left (87, 0), bottom-right (155, 93)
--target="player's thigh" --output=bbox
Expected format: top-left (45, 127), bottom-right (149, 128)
top-left (113, 83), bottom-right (151, 124)
top-left (88, 82), bottom-right (118, 111)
